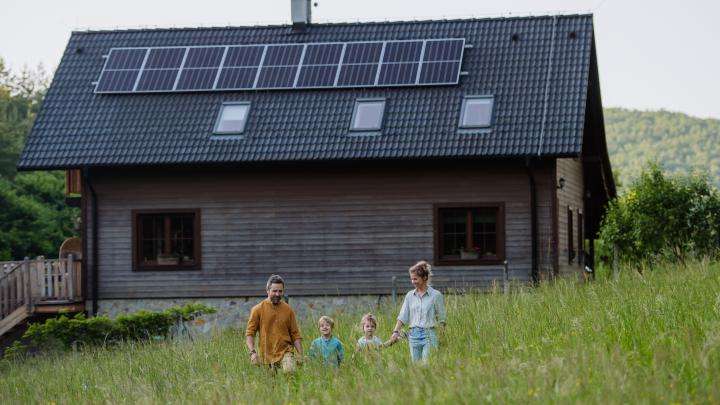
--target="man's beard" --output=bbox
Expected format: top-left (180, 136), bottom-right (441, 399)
top-left (270, 296), bottom-right (281, 304)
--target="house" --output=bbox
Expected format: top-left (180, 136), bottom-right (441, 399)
top-left (13, 4), bottom-right (615, 326)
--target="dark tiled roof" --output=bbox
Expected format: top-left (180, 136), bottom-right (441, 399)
top-left (18, 14), bottom-right (595, 170)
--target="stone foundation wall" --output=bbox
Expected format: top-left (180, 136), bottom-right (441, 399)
top-left (91, 296), bottom-right (393, 334)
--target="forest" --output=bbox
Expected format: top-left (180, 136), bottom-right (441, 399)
top-left (605, 107), bottom-right (720, 188)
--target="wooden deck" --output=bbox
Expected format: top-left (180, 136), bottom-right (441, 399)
top-left (0, 256), bottom-right (83, 337)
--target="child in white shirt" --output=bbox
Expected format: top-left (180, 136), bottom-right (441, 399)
top-left (356, 313), bottom-right (395, 351)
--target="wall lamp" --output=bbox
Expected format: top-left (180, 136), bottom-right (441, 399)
top-left (557, 177), bottom-right (566, 190)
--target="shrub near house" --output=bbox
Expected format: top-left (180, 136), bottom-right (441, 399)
top-left (5, 303), bottom-right (215, 357)
top-left (599, 163), bottom-right (720, 264)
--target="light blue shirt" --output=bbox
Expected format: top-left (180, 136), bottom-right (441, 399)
top-left (397, 286), bottom-right (446, 328)
top-left (357, 336), bottom-right (384, 349)
top-left (309, 336), bottom-right (345, 366)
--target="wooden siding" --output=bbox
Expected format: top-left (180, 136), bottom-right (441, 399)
top-left (66, 170), bottom-right (82, 195)
top-left (88, 162), bottom-right (555, 298)
top-left (534, 161), bottom-right (556, 279)
top-left (556, 158), bottom-right (585, 276)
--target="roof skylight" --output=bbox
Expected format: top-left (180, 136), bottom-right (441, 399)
top-left (459, 96), bottom-right (494, 128)
top-left (214, 102), bottom-right (250, 134)
top-left (350, 99), bottom-right (385, 132)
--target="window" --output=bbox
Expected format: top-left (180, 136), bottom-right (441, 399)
top-left (567, 206), bottom-right (575, 264)
top-left (350, 99), bottom-right (385, 131)
top-left (459, 96), bottom-right (494, 128)
top-left (435, 204), bottom-right (505, 265)
top-left (578, 211), bottom-right (584, 265)
top-left (133, 210), bottom-right (201, 271)
top-left (214, 102), bottom-right (250, 134)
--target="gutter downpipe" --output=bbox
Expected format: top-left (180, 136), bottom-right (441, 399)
top-left (83, 168), bottom-right (99, 316)
top-left (525, 158), bottom-right (539, 284)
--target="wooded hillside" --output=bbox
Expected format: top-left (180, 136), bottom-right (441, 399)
top-left (605, 107), bottom-right (720, 189)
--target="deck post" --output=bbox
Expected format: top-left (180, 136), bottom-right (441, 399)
top-left (68, 254), bottom-right (75, 300)
top-left (36, 256), bottom-right (45, 299)
top-left (8, 272), bottom-right (14, 312)
top-left (23, 257), bottom-right (32, 310)
top-left (15, 267), bottom-right (22, 308)
top-left (53, 259), bottom-right (60, 299)
top-left (1, 275), bottom-right (6, 317)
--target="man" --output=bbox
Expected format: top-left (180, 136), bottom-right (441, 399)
top-left (245, 274), bottom-right (303, 372)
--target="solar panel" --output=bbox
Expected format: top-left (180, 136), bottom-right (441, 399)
top-left (423, 39), bottom-right (464, 61)
top-left (303, 43), bottom-right (343, 65)
top-left (337, 42), bottom-right (384, 87)
top-left (176, 47), bottom-right (225, 90)
top-left (382, 41), bottom-right (423, 62)
top-left (184, 47), bottom-right (224, 68)
top-left (136, 69), bottom-right (178, 91)
top-left (216, 46), bottom-right (264, 90)
top-left (95, 38), bottom-right (465, 93)
top-left (216, 68), bottom-right (257, 90)
top-left (224, 46), bottom-right (264, 66)
top-left (297, 65), bottom-right (338, 88)
top-left (105, 48), bottom-right (146, 69)
top-left (95, 48), bottom-right (146, 92)
top-left (337, 64), bottom-right (377, 86)
top-left (256, 45), bottom-right (303, 89)
top-left (177, 68), bottom-right (218, 90)
top-left (419, 61), bottom-right (461, 84)
top-left (418, 39), bottom-right (464, 85)
top-left (296, 43), bottom-right (343, 88)
top-left (342, 42), bottom-right (383, 64)
top-left (378, 63), bottom-right (418, 85)
top-left (135, 48), bottom-right (186, 91)
top-left (96, 70), bottom-right (139, 92)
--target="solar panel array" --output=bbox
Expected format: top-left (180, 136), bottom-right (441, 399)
top-left (95, 38), bottom-right (465, 93)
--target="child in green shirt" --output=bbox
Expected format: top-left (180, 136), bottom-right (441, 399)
top-left (308, 316), bottom-right (345, 366)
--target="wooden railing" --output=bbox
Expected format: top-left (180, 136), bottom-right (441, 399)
top-left (0, 256), bottom-right (82, 320)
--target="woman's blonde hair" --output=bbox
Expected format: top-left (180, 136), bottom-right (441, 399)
top-left (360, 313), bottom-right (377, 328)
top-left (409, 260), bottom-right (433, 280)
top-left (318, 315), bottom-right (335, 328)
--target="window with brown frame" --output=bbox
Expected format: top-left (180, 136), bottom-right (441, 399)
top-left (567, 206), bottom-right (575, 264)
top-left (133, 210), bottom-right (201, 271)
top-left (435, 204), bottom-right (505, 265)
top-left (578, 211), bottom-right (584, 265)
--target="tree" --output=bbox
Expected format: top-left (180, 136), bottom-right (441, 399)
top-left (0, 58), bottom-right (48, 179)
top-left (599, 163), bottom-right (720, 265)
top-left (0, 172), bottom-right (78, 260)
top-left (0, 57), bottom-right (77, 260)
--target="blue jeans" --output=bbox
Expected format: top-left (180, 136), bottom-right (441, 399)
top-left (408, 327), bottom-right (438, 362)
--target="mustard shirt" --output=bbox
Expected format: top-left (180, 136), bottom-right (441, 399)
top-left (245, 299), bottom-right (302, 364)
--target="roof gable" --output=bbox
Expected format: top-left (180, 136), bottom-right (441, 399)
top-left (18, 14), bottom-right (596, 170)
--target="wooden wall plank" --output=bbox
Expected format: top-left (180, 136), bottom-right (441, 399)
top-left (89, 162), bottom-right (555, 298)
top-left (556, 158), bottom-right (585, 276)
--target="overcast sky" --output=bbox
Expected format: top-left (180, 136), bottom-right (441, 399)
top-left (1, 0), bottom-right (718, 119)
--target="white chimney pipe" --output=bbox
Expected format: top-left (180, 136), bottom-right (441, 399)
top-left (291, 0), bottom-right (311, 31)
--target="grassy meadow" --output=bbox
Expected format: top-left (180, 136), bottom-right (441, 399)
top-left (1, 261), bottom-right (719, 404)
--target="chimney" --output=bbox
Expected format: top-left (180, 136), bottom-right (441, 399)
top-left (291, 0), bottom-right (312, 32)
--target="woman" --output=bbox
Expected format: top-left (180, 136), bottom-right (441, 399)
top-left (390, 260), bottom-right (446, 362)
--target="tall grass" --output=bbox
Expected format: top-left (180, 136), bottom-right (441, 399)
top-left (1, 261), bottom-right (719, 404)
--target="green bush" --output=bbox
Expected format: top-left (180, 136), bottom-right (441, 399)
top-left (5, 303), bottom-right (216, 358)
top-left (599, 163), bottom-right (720, 264)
